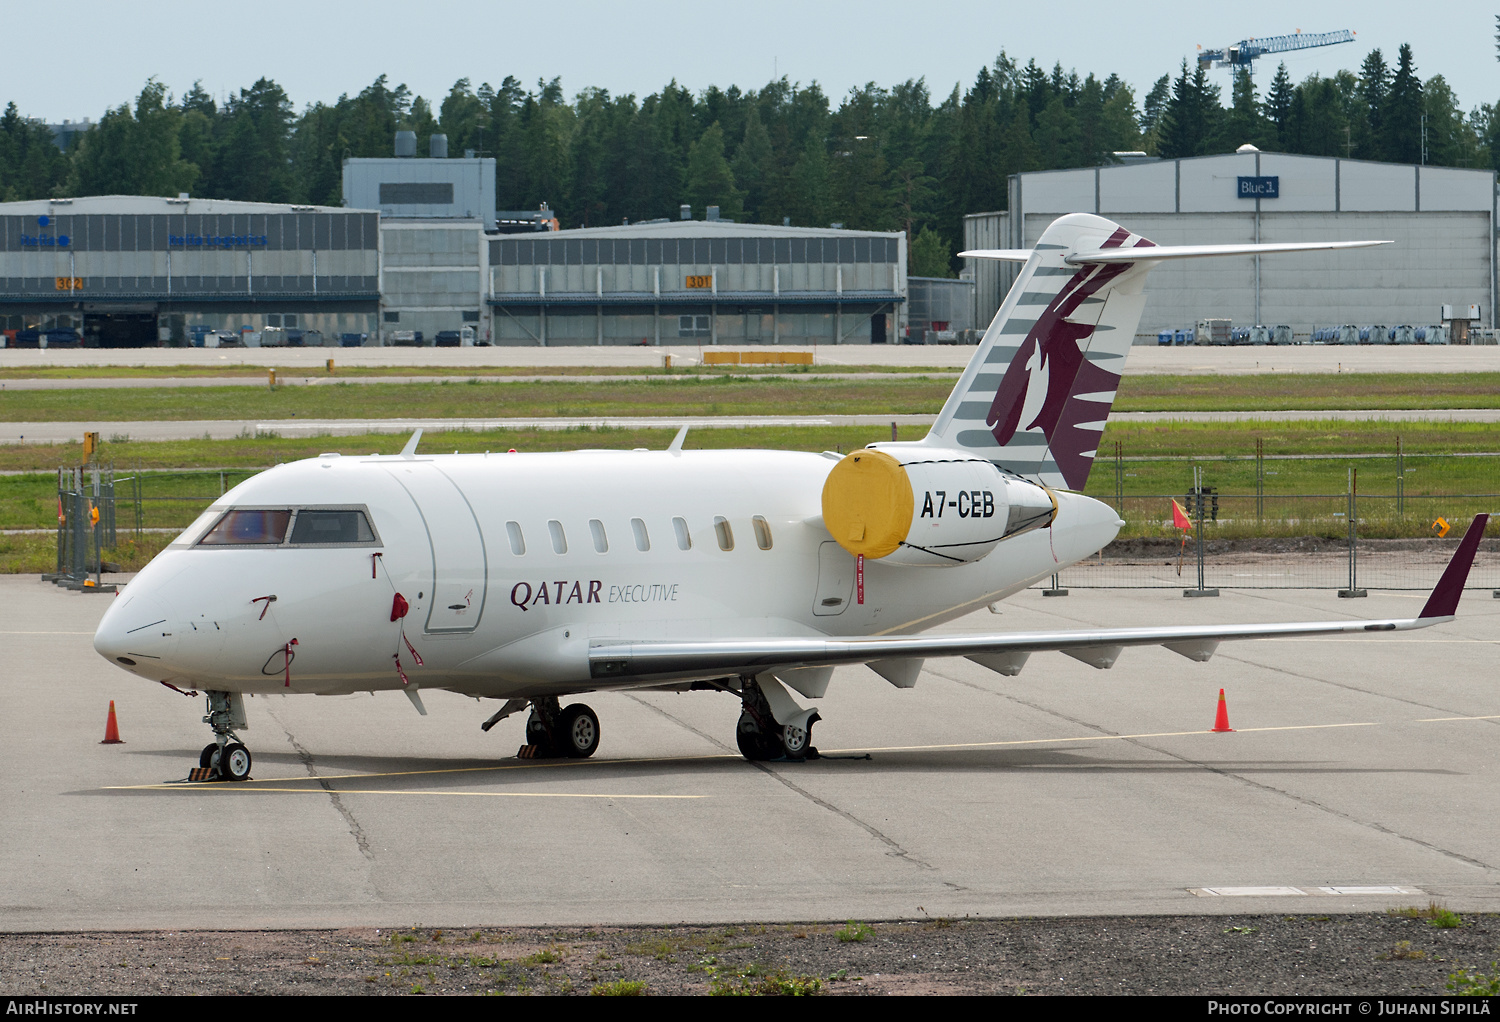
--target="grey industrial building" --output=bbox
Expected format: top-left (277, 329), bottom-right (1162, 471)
top-left (347, 134), bottom-right (908, 347)
top-left (0, 195), bottom-right (378, 346)
top-left (487, 220), bottom-right (906, 346)
top-left (964, 151), bottom-right (1498, 340)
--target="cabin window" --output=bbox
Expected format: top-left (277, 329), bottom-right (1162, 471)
top-left (752, 515), bottom-right (773, 550)
top-left (548, 519), bottom-right (568, 554)
top-left (589, 519), bottom-right (608, 553)
top-left (288, 509), bottom-right (376, 545)
top-left (632, 517), bottom-right (650, 552)
top-left (506, 521), bottom-right (525, 555)
top-left (673, 516), bottom-right (691, 551)
top-left (714, 516), bottom-right (734, 551)
top-left (198, 509), bottom-right (292, 546)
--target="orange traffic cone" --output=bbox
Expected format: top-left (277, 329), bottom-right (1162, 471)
top-left (1210, 688), bottom-right (1234, 733)
top-left (100, 700), bottom-right (124, 745)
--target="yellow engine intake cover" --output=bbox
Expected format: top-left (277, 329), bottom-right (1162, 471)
top-left (821, 450), bottom-right (913, 558)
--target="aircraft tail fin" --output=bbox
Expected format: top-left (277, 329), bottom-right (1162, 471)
top-left (923, 214), bottom-right (1154, 492)
top-left (923, 213), bottom-right (1389, 492)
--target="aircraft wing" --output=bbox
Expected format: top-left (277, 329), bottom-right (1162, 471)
top-left (589, 515), bottom-right (1487, 685)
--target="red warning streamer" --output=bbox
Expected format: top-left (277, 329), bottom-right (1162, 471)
top-left (282, 638), bottom-right (299, 688)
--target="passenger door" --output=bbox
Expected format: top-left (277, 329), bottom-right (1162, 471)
top-left (387, 464), bottom-right (488, 634)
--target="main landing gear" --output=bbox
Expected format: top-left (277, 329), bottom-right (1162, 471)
top-left (735, 677), bottom-right (819, 762)
top-left (195, 691), bottom-right (252, 781)
top-left (519, 696), bottom-right (600, 759)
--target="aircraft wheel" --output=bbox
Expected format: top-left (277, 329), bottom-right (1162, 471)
top-left (199, 743), bottom-right (221, 770)
top-left (735, 712), bottom-right (776, 761)
top-left (779, 722), bottom-right (811, 760)
top-left (558, 704), bottom-right (600, 759)
top-left (220, 742), bottom-right (252, 782)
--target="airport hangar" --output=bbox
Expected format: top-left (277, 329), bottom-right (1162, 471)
top-left (0, 195), bottom-right (381, 347)
top-left (0, 135), bottom-right (909, 349)
top-left (963, 151), bottom-right (1499, 342)
top-left (349, 135), bottom-right (910, 349)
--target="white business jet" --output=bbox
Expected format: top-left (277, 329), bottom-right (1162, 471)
top-left (93, 213), bottom-right (1486, 781)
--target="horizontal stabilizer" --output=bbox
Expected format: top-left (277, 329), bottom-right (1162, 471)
top-left (1069, 240), bottom-right (1391, 264)
top-left (956, 249), bottom-right (1034, 262)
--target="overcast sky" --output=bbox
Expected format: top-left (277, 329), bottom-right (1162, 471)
top-left (5, 1), bottom-right (1496, 124)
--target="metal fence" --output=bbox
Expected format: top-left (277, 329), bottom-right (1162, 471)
top-left (1058, 445), bottom-right (1500, 591)
top-left (47, 465), bottom-right (118, 592)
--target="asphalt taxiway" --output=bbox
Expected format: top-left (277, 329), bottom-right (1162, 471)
top-left (3, 570), bottom-right (1499, 932)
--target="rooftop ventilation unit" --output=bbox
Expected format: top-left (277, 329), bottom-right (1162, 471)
top-left (430, 134), bottom-right (448, 159)
top-left (395, 131), bottom-right (417, 158)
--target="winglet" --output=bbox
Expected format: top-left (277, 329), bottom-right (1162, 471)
top-left (667, 424), bottom-right (690, 455)
top-left (400, 429), bottom-right (423, 458)
top-left (1419, 514), bottom-right (1488, 618)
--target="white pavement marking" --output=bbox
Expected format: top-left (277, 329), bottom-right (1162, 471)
top-left (1194, 887), bottom-right (1309, 897)
top-left (1192, 886), bottom-right (1423, 897)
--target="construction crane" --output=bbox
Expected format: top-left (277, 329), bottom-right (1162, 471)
top-left (1197, 29), bottom-right (1355, 74)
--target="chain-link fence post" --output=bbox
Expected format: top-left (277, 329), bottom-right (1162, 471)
top-left (1185, 465), bottom-right (1219, 597)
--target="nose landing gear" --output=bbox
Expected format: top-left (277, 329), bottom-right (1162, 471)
top-left (192, 691), bottom-right (252, 781)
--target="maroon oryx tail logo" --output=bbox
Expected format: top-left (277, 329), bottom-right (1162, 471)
top-left (985, 228), bottom-right (1151, 489)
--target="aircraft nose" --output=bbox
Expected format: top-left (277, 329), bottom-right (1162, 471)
top-left (95, 591), bottom-right (180, 670)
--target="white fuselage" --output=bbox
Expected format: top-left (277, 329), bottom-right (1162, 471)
top-left (93, 448), bottom-right (1122, 699)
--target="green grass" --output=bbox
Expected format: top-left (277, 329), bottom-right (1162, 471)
top-left (1113, 372), bottom-right (1500, 411)
top-left (0, 376), bottom-right (955, 421)
top-left (9, 370), bottom-right (1500, 422)
top-left (0, 362), bottom-right (955, 380)
top-left (1389, 902), bottom-right (1466, 928)
top-left (1448, 964), bottom-right (1500, 996)
top-left (835, 921), bottom-right (873, 943)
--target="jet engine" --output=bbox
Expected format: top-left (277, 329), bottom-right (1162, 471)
top-left (820, 447), bottom-right (1056, 566)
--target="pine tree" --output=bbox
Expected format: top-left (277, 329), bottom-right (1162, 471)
top-left (1383, 44), bottom-right (1422, 164)
top-left (1209, 69), bottom-right (1264, 151)
top-left (786, 135), bottom-right (829, 227)
top-left (731, 105), bottom-right (774, 222)
top-left (909, 225), bottom-right (953, 278)
top-left (1158, 61), bottom-right (1222, 158)
top-left (1263, 64), bottom-right (1293, 149)
top-left (1356, 49), bottom-right (1390, 160)
top-left (684, 122), bottom-right (742, 221)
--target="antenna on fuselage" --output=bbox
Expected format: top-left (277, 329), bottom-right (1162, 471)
top-left (667, 424), bottom-right (690, 455)
top-left (400, 429), bottom-right (423, 458)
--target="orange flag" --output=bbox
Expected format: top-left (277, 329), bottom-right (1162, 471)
top-left (1171, 498), bottom-right (1192, 530)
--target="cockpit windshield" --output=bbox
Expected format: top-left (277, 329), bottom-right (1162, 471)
top-left (198, 509), bottom-right (291, 545)
top-left (195, 507), bottom-right (379, 547)
top-left (289, 510), bottom-right (376, 545)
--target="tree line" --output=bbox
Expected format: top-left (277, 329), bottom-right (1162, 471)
top-left (1, 43), bottom-right (1496, 277)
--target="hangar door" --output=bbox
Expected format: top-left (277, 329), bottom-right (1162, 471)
top-left (387, 464), bottom-right (488, 633)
